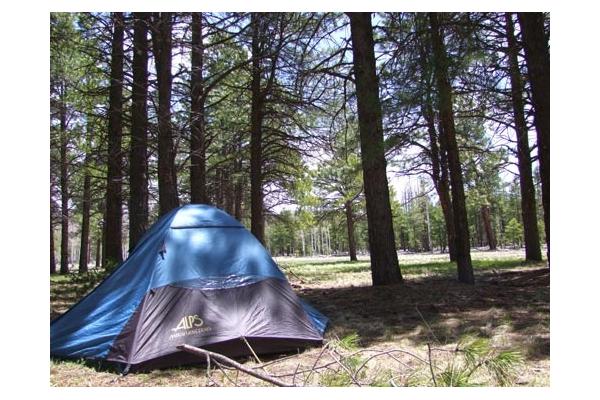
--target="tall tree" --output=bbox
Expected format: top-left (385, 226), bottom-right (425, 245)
top-left (190, 12), bottom-right (208, 204)
top-left (104, 12), bottom-right (125, 266)
top-left (129, 12), bottom-right (150, 248)
top-left (505, 13), bottom-right (542, 261)
top-left (429, 12), bottom-right (474, 284)
top-left (59, 96), bottom-right (70, 274)
top-left (249, 13), bottom-right (267, 243)
top-left (518, 12), bottom-right (550, 261)
top-left (416, 22), bottom-right (457, 261)
top-left (152, 12), bottom-right (180, 215)
top-left (348, 12), bottom-right (402, 285)
top-left (50, 198), bottom-right (57, 274)
top-left (78, 136), bottom-right (91, 273)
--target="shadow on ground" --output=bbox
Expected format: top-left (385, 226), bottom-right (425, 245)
top-left (299, 267), bottom-right (549, 361)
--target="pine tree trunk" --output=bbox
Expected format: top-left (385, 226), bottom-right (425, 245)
top-left (425, 197), bottom-right (433, 252)
top-left (105, 12), bottom-right (124, 267)
top-left (437, 124), bottom-right (457, 261)
top-left (233, 155), bottom-right (244, 220)
top-left (223, 168), bottom-right (234, 215)
top-left (349, 12), bottom-right (402, 285)
top-left (416, 17), bottom-right (456, 261)
top-left (429, 12), bottom-right (474, 284)
top-left (50, 209), bottom-right (56, 274)
top-left (505, 13), bottom-right (542, 261)
top-left (79, 170), bottom-right (91, 273)
top-left (190, 12), bottom-right (208, 204)
top-left (152, 12), bottom-right (180, 215)
top-left (250, 13), bottom-right (265, 243)
top-left (129, 12), bottom-right (150, 249)
top-left (518, 12), bottom-right (550, 262)
top-left (59, 98), bottom-right (69, 275)
top-left (421, 87), bottom-right (456, 259)
top-left (95, 235), bottom-right (101, 268)
top-left (345, 200), bottom-right (358, 261)
top-left (480, 204), bottom-right (497, 250)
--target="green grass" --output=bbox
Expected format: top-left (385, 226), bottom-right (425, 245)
top-left (279, 256), bottom-right (538, 283)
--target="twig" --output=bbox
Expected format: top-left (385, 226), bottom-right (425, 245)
top-left (273, 347), bottom-right (431, 378)
top-left (354, 348), bottom-right (429, 378)
top-left (252, 351), bottom-right (301, 369)
top-left (328, 348), bottom-right (362, 386)
top-left (213, 360), bottom-right (238, 387)
top-left (415, 306), bottom-right (440, 344)
top-left (427, 343), bottom-right (438, 387)
top-left (292, 362), bottom-right (301, 386)
top-left (205, 352), bottom-right (211, 382)
top-left (241, 336), bottom-right (263, 365)
top-left (303, 343), bottom-right (330, 385)
top-left (178, 344), bottom-right (295, 387)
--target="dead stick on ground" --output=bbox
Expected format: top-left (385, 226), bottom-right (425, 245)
top-left (416, 306), bottom-right (440, 344)
top-left (303, 343), bottom-right (329, 385)
top-left (427, 343), bottom-right (437, 387)
top-left (214, 360), bottom-right (238, 387)
top-left (328, 348), bottom-right (362, 386)
top-left (178, 344), bottom-right (295, 387)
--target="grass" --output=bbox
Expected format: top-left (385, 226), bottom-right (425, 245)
top-left (50, 249), bottom-right (549, 387)
top-left (277, 249), bottom-right (538, 286)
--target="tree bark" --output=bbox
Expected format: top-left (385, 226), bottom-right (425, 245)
top-left (104, 12), bottom-right (124, 267)
top-left (418, 51), bottom-right (456, 259)
top-left (505, 13), bottom-right (542, 261)
top-left (429, 12), bottom-right (474, 284)
top-left (250, 13), bottom-right (266, 243)
top-left (344, 200), bottom-right (358, 261)
top-left (190, 12), bottom-right (208, 204)
top-left (518, 12), bottom-right (550, 262)
top-left (436, 124), bottom-right (457, 260)
top-left (480, 204), bottom-right (497, 250)
top-left (50, 205), bottom-right (56, 274)
top-left (129, 12), bottom-right (150, 249)
top-left (152, 12), bottom-right (180, 215)
top-left (349, 12), bottom-right (402, 285)
top-left (79, 168), bottom-right (91, 273)
top-left (233, 154), bottom-right (244, 221)
top-left (95, 234), bottom-right (101, 268)
top-left (59, 97), bottom-right (69, 274)
top-left (424, 195), bottom-right (433, 252)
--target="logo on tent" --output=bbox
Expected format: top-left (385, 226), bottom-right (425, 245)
top-left (172, 315), bottom-right (204, 331)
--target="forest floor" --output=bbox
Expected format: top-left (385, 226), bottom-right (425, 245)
top-left (50, 248), bottom-right (549, 387)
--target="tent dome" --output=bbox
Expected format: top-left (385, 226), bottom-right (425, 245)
top-left (51, 204), bottom-right (327, 370)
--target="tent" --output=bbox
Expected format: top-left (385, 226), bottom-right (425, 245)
top-left (51, 204), bottom-right (328, 371)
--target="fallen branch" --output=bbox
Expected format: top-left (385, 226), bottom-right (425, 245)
top-left (177, 344), bottom-right (295, 387)
top-left (427, 343), bottom-right (437, 387)
top-left (328, 348), bottom-right (362, 386)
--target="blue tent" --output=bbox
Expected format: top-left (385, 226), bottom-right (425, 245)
top-left (51, 204), bottom-right (328, 370)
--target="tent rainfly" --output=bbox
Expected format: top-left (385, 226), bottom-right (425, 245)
top-left (51, 204), bottom-right (328, 371)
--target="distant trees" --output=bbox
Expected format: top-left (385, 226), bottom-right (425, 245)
top-left (50, 12), bottom-right (549, 282)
